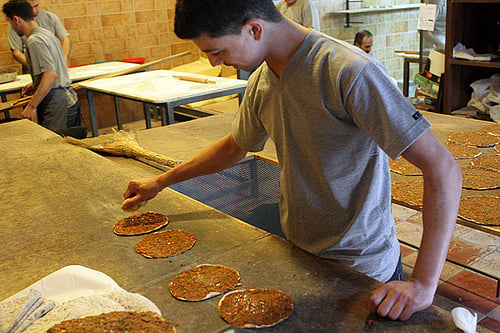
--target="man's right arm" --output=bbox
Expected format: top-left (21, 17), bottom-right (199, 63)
top-left (121, 133), bottom-right (248, 210)
top-left (12, 49), bottom-right (28, 69)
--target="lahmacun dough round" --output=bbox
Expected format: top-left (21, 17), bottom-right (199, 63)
top-left (113, 211), bottom-right (168, 236)
top-left (46, 311), bottom-right (175, 333)
top-left (445, 142), bottom-right (482, 160)
top-left (461, 167), bottom-right (500, 190)
top-left (135, 230), bottom-right (196, 258)
top-left (218, 288), bottom-right (293, 328)
top-left (448, 131), bottom-right (500, 147)
top-left (496, 145), bottom-right (500, 154)
top-left (471, 154), bottom-right (500, 171)
top-left (482, 123), bottom-right (500, 136)
top-left (458, 196), bottom-right (500, 226)
top-left (391, 180), bottom-right (424, 209)
top-left (169, 264), bottom-right (241, 301)
top-left (389, 157), bottom-right (422, 176)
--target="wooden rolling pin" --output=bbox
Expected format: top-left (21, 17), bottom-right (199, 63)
top-left (0, 51), bottom-right (191, 112)
top-left (173, 74), bottom-right (216, 84)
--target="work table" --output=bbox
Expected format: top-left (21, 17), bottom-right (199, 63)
top-left (1, 117), bottom-right (492, 332)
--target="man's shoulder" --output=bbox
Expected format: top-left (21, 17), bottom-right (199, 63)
top-left (36, 10), bottom-right (62, 25)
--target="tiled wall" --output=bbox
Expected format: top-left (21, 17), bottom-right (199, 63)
top-left (0, 0), bottom-right (201, 70)
top-left (316, 0), bottom-right (421, 81)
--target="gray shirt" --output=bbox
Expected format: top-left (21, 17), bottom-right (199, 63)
top-left (7, 9), bottom-right (69, 52)
top-left (26, 27), bottom-right (71, 89)
top-left (232, 30), bottom-right (430, 282)
top-left (276, 0), bottom-right (321, 31)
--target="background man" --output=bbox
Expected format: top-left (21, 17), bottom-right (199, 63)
top-left (3, 0), bottom-right (80, 132)
top-left (7, 0), bottom-right (70, 73)
top-left (275, 0), bottom-right (320, 31)
top-left (122, 0), bottom-right (461, 321)
top-left (354, 29), bottom-right (373, 53)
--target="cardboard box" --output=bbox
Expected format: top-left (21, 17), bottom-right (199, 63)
top-left (414, 73), bottom-right (440, 93)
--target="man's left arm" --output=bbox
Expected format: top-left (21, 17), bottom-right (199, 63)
top-left (60, 37), bottom-right (71, 65)
top-left (369, 129), bottom-right (462, 320)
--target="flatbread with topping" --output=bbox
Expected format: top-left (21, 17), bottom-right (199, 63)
top-left (461, 167), bottom-right (500, 190)
top-left (445, 142), bottom-right (482, 160)
top-left (391, 180), bottom-right (424, 209)
top-left (169, 264), bottom-right (240, 301)
top-left (448, 131), bottom-right (500, 147)
top-left (471, 154), bottom-right (500, 171)
top-left (46, 311), bottom-right (175, 333)
top-left (496, 145), bottom-right (500, 154)
top-left (458, 196), bottom-right (500, 226)
top-left (113, 211), bottom-right (168, 236)
top-left (389, 157), bottom-right (422, 175)
top-left (134, 230), bottom-right (196, 258)
top-left (482, 123), bottom-right (500, 136)
top-left (218, 288), bottom-right (293, 328)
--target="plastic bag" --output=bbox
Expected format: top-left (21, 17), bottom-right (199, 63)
top-left (467, 74), bottom-right (500, 122)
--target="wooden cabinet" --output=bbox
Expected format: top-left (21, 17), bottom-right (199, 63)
top-left (443, 0), bottom-right (500, 114)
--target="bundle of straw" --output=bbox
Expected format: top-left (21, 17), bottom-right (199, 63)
top-left (65, 130), bottom-right (181, 168)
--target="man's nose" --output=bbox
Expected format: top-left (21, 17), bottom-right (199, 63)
top-left (206, 53), bottom-right (223, 67)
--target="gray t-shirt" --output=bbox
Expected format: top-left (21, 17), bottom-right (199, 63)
top-left (276, 0), bottom-right (321, 31)
top-left (26, 27), bottom-right (71, 89)
top-left (7, 10), bottom-right (69, 52)
top-left (232, 30), bottom-right (430, 282)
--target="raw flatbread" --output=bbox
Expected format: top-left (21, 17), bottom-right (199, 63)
top-left (169, 264), bottom-right (240, 301)
top-left (445, 142), bottom-right (482, 160)
top-left (0, 289), bottom-right (41, 333)
top-left (113, 211), bottom-right (168, 236)
top-left (46, 311), bottom-right (175, 333)
top-left (391, 180), bottom-right (424, 209)
top-left (448, 131), bottom-right (500, 147)
top-left (461, 167), bottom-right (500, 190)
top-left (495, 145), bottom-right (500, 154)
top-left (389, 157), bottom-right (422, 176)
top-left (134, 229), bottom-right (196, 258)
top-left (104, 291), bottom-right (160, 313)
top-left (218, 288), bottom-right (293, 328)
top-left (482, 123), bottom-right (500, 136)
top-left (458, 196), bottom-right (500, 226)
top-left (471, 154), bottom-right (500, 171)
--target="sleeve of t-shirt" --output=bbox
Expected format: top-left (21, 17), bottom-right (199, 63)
top-left (26, 37), bottom-right (56, 76)
top-left (231, 72), bottom-right (269, 152)
top-left (343, 61), bottom-right (431, 160)
top-left (7, 25), bottom-right (23, 51)
top-left (48, 12), bottom-right (69, 40)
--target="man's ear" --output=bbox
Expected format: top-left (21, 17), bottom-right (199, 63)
top-left (11, 15), bottom-right (22, 24)
top-left (243, 19), bottom-right (263, 41)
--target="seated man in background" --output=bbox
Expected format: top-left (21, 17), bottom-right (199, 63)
top-left (275, 0), bottom-right (320, 31)
top-left (354, 29), bottom-right (373, 54)
top-left (3, 0), bottom-right (81, 132)
top-left (7, 0), bottom-right (70, 73)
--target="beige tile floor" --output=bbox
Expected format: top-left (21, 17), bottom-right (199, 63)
top-left (101, 99), bottom-right (500, 331)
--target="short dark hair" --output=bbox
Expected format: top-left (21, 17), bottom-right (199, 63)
top-left (175, 0), bottom-right (282, 39)
top-left (2, 0), bottom-right (34, 20)
top-left (354, 30), bottom-right (373, 46)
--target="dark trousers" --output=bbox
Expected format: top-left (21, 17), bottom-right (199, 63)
top-left (386, 254), bottom-right (405, 282)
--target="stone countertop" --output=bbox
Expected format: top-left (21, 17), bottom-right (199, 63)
top-left (0, 119), bottom-right (480, 332)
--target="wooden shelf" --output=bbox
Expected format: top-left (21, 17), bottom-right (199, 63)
top-left (330, 4), bottom-right (419, 14)
top-left (449, 58), bottom-right (500, 69)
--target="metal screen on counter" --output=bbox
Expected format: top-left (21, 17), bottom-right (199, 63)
top-left (169, 157), bottom-right (284, 237)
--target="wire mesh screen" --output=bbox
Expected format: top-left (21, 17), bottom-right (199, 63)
top-left (169, 157), bottom-right (284, 237)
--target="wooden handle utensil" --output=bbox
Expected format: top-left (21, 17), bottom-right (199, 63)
top-left (173, 74), bottom-right (216, 84)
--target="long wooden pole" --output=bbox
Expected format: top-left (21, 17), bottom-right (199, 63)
top-left (0, 51), bottom-right (191, 112)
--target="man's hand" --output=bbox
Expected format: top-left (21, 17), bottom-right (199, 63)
top-left (369, 279), bottom-right (435, 321)
top-left (21, 83), bottom-right (35, 97)
top-left (121, 177), bottom-right (162, 211)
top-left (21, 103), bottom-right (37, 121)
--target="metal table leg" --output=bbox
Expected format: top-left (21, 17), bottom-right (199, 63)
top-left (143, 103), bottom-right (152, 129)
top-left (86, 90), bottom-right (99, 137)
top-left (403, 58), bottom-right (410, 97)
top-left (113, 97), bottom-right (123, 130)
top-left (1, 93), bottom-right (11, 119)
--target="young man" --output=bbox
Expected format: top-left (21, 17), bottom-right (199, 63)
top-left (122, 0), bottom-right (462, 321)
top-left (354, 29), bottom-right (373, 54)
top-left (275, 0), bottom-right (320, 31)
top-left (3, 0), bottom-right (81, 132)
top-left (7, 0), bottom-right (70, 73)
